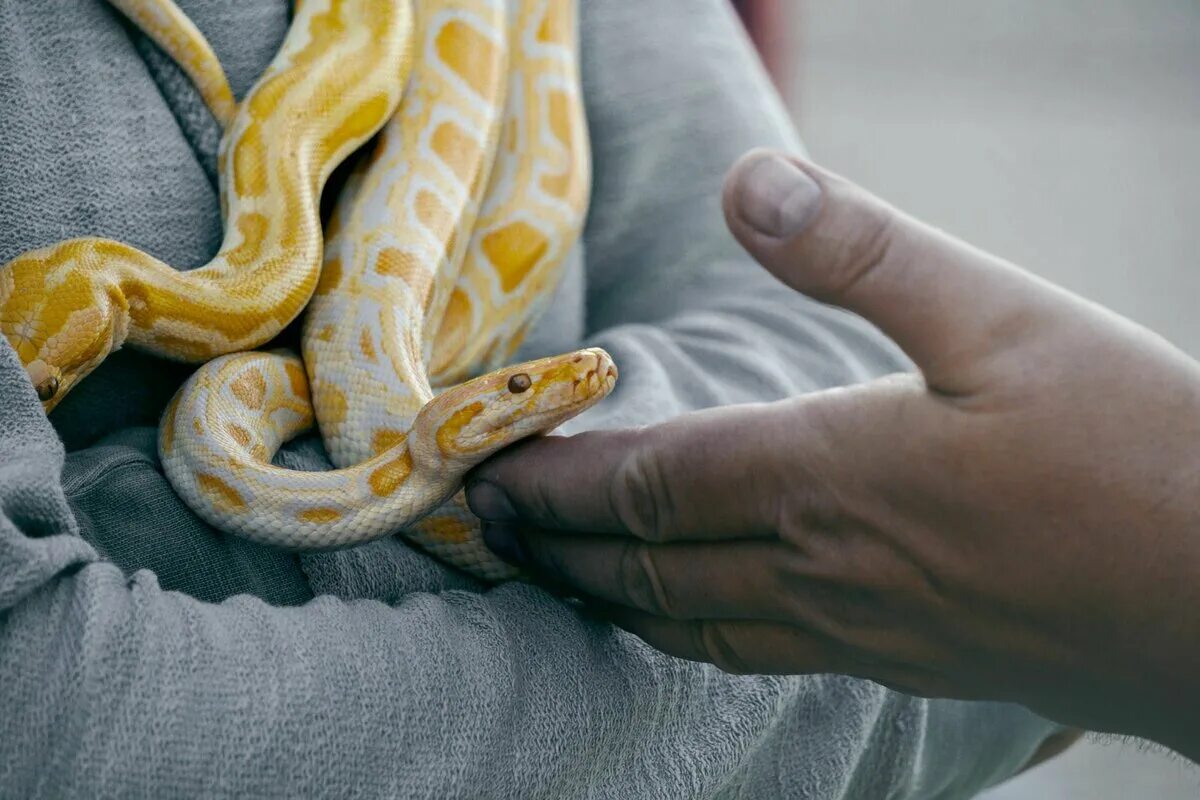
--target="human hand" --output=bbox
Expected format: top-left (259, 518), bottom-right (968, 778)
top-left (465, 151), bottom-right (1200, 759)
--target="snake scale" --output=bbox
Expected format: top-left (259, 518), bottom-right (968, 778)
top-left (0, 0), bottom-right (614, 580)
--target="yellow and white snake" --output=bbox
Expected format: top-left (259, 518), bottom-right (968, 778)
top-left (0, 0), bottom-right (614, 580)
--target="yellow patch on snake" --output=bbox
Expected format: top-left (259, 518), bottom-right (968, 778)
top-left (428, 287), bottom-right (471, 376)
top-left (415, 189), bottom-right (454, 242)
top-left (317, 93), bottom-right (394, 167)
top-left (196, 472), bottom-right (247, 511)
top-left (443, 229), bottom-right (464, 271)
top-left (375, 248), bottom-right (432, 297)
top-left (298, 507), bottom-right (343, 524)
top-left (435, 400), bottom-right (487, 454)
top-left (421, 515), bottom-right (474, 543)
top-left (226, 423), bottom-right (254, 449)
top-left (122, 278), bottom-right (289, 340)
top-left (436, 20), bottom-right (499, 99)
top-left (539, 91), bottom-right (576, 199)
top-left (358, 328), bottom-right (377, 362)
top-left (159, 391), bottom-right (182, 455)
top-left (368, 452), bottom-right (414, 497)
top-left (89, 239), bottom-right (134, 261)
top-left (536, 5), bottom-right (569, 45)
top-left (232, 125), bottom-right (269, 198)
top-left (276, 178), bottom-right (310, 256)
top-left (299, 0), bottom-right (350, 65)
top-left (230, 368), bottom-right (267, 409)
top-left (245, 62), bottom-right (297, 121)
top-left (319, 382), bottom-right (348, 424)
top-left (317, 256), bottom-right (343, 294)
top-left (370, 428), bottom-right (407, 456)
top-left (284, 360), bottom-right (310, 400)
top-left (431, 121), bottom-right (483, 184)
top-left (502, 116), bottom-right (518, 153)
top-left (482, 221), bottom-right (549, 292)
top-left (226, 213), bottom-right (271, 267)
top-left (61, 308), bottom-right (112, 367)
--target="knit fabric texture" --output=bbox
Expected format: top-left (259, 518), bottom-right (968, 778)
top-left (0, 0), bottom-right (1059, 796)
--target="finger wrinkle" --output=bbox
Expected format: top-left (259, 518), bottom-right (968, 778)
top-left (699, 621), bottom-right (753, 676)
top-left (465, 480), bottom-right (516, 522)
top-left (847, 205), bottom-right (898, 295)
top-left (618, 542), bottom-right (679, 619)
top-left (611, 445), bottom-right (666, 541)
top-left (521, 528), bottom-right (574, 583)
top-left (530, 468), bottom-right (572, 530)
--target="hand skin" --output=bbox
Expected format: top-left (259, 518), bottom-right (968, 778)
top-left (465, 150), bottom-right (1200, 761)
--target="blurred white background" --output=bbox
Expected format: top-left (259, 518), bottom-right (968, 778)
top-left (781, 1), bottom-right (1200, 797)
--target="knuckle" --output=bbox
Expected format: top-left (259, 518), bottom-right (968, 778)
top-left (617, 542), bottom-right (680, 618)
top-left (610, 441), bottom-right (672, 541)
top-left (694, 621), bottom-right (753, 675)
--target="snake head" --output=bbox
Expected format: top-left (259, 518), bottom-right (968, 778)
top-left (0, 243), bottom-right (130, 412)
top-left (412, 347), bottom-right (618, 471)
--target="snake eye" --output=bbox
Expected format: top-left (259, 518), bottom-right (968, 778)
top-left (35, 375), bottom-right (60, 402)
top-left (507, 373), bottom-right (531, 394)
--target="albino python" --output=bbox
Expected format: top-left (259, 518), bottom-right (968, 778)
top-left (0, 0), bottom-right (413, 406)
top-left (0, 0), bottom-right (612, 581)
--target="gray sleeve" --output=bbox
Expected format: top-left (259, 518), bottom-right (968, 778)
top-left (561, 0), bottom-right (909, 437)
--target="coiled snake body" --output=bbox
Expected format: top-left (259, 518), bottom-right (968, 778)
top-left (0, 0), bottom-right (614, 580)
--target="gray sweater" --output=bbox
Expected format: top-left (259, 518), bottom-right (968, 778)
top-left (0, 1), bottom-right (1058, 797)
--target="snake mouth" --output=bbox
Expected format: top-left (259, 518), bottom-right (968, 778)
top-left (570, 350), bottom-right (617, 404)
top-left (601, 359), bottom-right (618, 390)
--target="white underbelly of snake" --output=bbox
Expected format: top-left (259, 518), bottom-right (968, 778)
top-left (158, 0), bottom-right (613, 581)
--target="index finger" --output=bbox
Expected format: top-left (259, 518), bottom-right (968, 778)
top-left (465, 400), bottom-right (821, 541)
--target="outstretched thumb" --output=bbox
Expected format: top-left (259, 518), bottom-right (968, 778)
top-left (722, 150), bottom-right (1049, 393)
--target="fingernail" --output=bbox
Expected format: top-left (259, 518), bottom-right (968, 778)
top-left (482, 522), bottom-right (527, 565)
top-left (465, 480), bottom-right (516, 521)
top-left (737, 154), bottom-right (822, 238)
